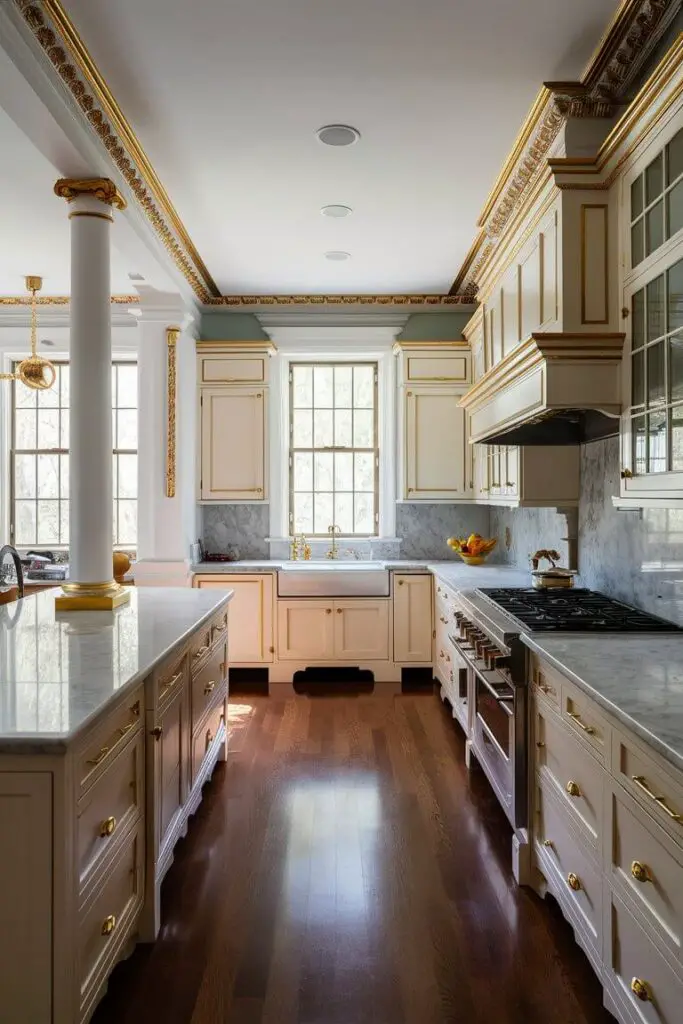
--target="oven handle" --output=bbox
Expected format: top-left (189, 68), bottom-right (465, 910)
top-left (453, 640), bottom-right (515, 714)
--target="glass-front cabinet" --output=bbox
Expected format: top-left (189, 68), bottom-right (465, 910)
top-left (619, 119), bottom-right (683, 504)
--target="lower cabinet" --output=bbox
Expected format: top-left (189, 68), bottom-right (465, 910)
top-left (393, 573), bottom-right (433, 662)
top-left (277, 599), bottom-right (389, 662)
top-left (194, 573), bottom-right (274, 663)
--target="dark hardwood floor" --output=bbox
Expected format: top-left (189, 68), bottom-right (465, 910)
top-left (93, 690), bottom-right (613, 1024)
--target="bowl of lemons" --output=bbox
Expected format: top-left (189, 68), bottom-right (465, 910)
top-left (446, 533), bottom-right (497, 565)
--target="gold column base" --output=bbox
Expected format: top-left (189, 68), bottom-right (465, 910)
top-left (55, 580), bottom-right (131, 611)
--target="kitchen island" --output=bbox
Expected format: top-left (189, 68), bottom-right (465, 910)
top-left (0, 586), bottom-right (232, 1024)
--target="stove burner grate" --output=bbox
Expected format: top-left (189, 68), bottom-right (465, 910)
top-left (478, 588), bottom-right (682, 633)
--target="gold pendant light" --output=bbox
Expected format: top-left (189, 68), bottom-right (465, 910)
top-left (0, 276), bottom-right (57, 390)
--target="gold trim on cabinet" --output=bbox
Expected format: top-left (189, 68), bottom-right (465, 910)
top-left (166, 327), bottom-right (179, 498)
top-left (580, 204), bottom-right (609, 325)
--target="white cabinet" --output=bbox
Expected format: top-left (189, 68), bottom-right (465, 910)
top-left (393, 574), bottom-right (433, 662)
top-left (476, 444), bottom-right (579, 507)
top-left (404, 387), bottom-right (470, 499)
top-left (194, 574), bottom-right (274, 663)
top-left (199, 387), bottom-right (267, 501)
top-left (277, 600), bottom-right (390, 662)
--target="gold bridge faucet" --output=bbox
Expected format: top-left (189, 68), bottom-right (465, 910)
top-left (326, 524), bottom-right (342, 559)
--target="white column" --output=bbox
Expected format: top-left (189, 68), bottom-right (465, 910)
top-left (133, 290), bottom-right (197, 587)
top-left (54, 178), bottom-right (129, 610)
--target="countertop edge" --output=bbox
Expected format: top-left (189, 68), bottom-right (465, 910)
top-left (521, 633), bottom-right (683, 775)
top-left (0, 590), bottom-right (234, 754)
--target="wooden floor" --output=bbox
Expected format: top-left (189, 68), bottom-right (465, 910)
top-left (93, 689), bottom-right (613, 1024)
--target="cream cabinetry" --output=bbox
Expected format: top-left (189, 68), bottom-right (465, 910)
top-left (395, 342), bottom-right (473, 503)
top-left (475, 443), bottom-right (579, 507)
top-left (197, 343), bottom-right (274, 502)
top-left (530, 654), bottom-right (683, 1022)
top-left (0, 600), bottom-right (230, 1023)
top-left (393, 573), bottom-right (432, 663)
top-left (277, 599), bottom-right (389, 662)
top-left (194, 573), bottom-right (274, 663)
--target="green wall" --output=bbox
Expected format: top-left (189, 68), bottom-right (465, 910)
top-left (199, 309), bottom-right (476, 342)
top-left (397, 312), bottom-right (473, 340)
top-left (199, 313), bottom-right (268, 341)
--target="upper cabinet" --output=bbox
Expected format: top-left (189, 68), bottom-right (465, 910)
top-left (197, 343), bottom-right (274, 502)
top-left (473, 443), bottom-right (580, 508)
top-left (395, 342), bottom-right (473, 502)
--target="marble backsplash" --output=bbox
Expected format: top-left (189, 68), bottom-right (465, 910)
top-left (395, 503), bottom-right (493, 561)
top-left (493, 436), bottom-right (683, 626)
top-left (201, 504), bottom-right (270, 559)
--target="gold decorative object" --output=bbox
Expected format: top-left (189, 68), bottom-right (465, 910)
top-left (165, 327), bottom-right (179, 498)
top-left (0, 277), bottom-right (57, 391)
top-left (112, 551), bottom-right (131, 584)
top-left (205, 293), bottom-right (472, 306)
top-left (55, 579), bottom-right (131, 611)
top-left (101, 915), bottom-right (117, 936)
top-left (447, 534), bottom-right (497, 565)
top-left (630, 978), bottom-right (653, 1003)
top-left (99, 816), bottom-right (117, 838)
top-left (566, 872), bottom-right (582, 892)
top-left (630, 860), bottom-right (651, 884)
top-left (54, 176), bottom-right (127, 209)
top-left (0, 294), bottom-right (137, 306)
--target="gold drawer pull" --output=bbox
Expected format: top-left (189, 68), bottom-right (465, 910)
top-left (632, 775), bottom-right (683, 823)
top-left (86, 746), bottom-right (110, 767)
top-left (99, 816), bottom-right (117, 838)
top-left (150, 726), bottom-right (163, 740)
top-left (192, 644), bottom-right (210, 661)
top-left (206, 729), bottom-right (214, 750)
top-left (212, 624), bottom-right (227, 639)
top-left (116, 721), bottom-right (136, 739)
top-left (566, 780), bottom-right (581, 798)
top-left (101, 915), bottom-right (117, 937)
top-left (204, 680), bottom-right (216, 696)
top-left (159, 671), bottom-right (183, 702)
top-left (567, 712), bottom-right (595, 735)
top-left (630, 860), bottom-right (651, 884)
top-left (630, 978), bottom-right (652, 1003)
top-left (542, 839), bottom-right (554, 849)
top-left (536, 741), bottom-right (545, 748)
top-left (566, 872), bottom-right (582, 892)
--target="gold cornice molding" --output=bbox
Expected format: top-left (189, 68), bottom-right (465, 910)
top-left (195, 340), bottom-right (277, 351)
top-left (392, 339), bottom-right (468, 353)
top-left (0, 294), bottom-right (138, 306)
top-left (203, 293), bottom-right (474, 307)
top-left (16, 0), bottom-right (217, 302)
top-left (54, 176), bottom-right (126, 209)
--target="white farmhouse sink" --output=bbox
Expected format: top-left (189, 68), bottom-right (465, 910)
top-left (277, 561), bottom-right (389, 597)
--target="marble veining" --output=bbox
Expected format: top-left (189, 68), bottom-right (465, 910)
top-left (523, 632), bottom-right (683, 773)
top-left (0, 588), bottom-right (232, 750)
top-left (427, 563), bottom-right (530, 591)
top-left (202, 504), bottom-right (270, 559)
top-left (396, 503), bottom-right (493, 560)
top-left (489, 506), bottom-right (570, 570)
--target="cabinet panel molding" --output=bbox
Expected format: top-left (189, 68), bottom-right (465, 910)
top-left (581, 204), bottom-right (609, 325)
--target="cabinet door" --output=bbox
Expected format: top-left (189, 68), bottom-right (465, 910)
top-left (200, 387), bottom-right (267, 500)
top-left (0, 773), bottom-right (52, 1024)
top-left (334, 601), bottom-right (389, 660)
top-left (393, 574), bottom-right (433, 662)
top-left (473, 441), bottom-right (490, 500)
top-left (195, 575), bottom-right (274, 662)
top-left (404, 387), bottom-right (466, 499)
top-left (277, 601), bottom-right (335, 661)
top-left (503, 446), bottom-right (519, 497)
top-left (154, 685), bottom-right (185, 855)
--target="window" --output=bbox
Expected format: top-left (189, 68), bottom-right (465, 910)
top-left (629, 258), bottom-right (683, 474)
top-left (11, 361), bottom-right (138, 547)
top-left (631, 126), bottom-right (683, 267)
top-left (289, 362), bottom-right (378, 536)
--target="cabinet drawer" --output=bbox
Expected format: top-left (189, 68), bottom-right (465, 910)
top-left (153, 654), bottom-right (187, 710)
top-left (210, 606), bottom-right (229, 650)
top-left (77, 731), bottom-right (144, 893)
top-left (535, 781), bottom-right (602, 949)
top-left (191, 642), bottom-right (227, 731)
top-left (189, 622), bottom-right (213, 673)
top-left (77, 693), bottom-right (143, 796)
top-left (610, 784), bottom-right (683, 965)
top-left (78, 822), bottom-right (143, 1005)
top-left (535, 702), bottom-right (604, 847)
top-left (199, 354), bottom-right (268, 384)
top-left (405, 352), bottom-right (470, 383)
top-left (530, 657), bottom-right (561, 711)
top-left (613, 732), bottom-right (683, 845)
top-left (191, 700), bottom-right (227, 785)
top-left (560, 678), bottom-right (609, 761)
top-left (607, 892), bottom-right (683, 1024)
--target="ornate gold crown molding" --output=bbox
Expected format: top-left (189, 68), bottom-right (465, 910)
top-left (204, 294), bottom-right (473, 307)
top-left (452, 0), bottom-right (680, 297)
top-left (15, 0), bottom-right (216, 302)
top-left (54, 176), bottom-right (126, 209)
top-left (0, 294), bottom-right (138, 306)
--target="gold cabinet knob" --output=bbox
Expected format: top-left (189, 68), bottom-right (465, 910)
top-left (630, 978), bottom-right (652, 1002)
top-left (99, 816), bottom-right (117, 838)
top-left (542, 839), bottom-right (554, 849)
top-left (150, 726), bottom-right (163, 740)
top-left (101, 914), bottom-right (117, 936)
top-left (326, 608), bottom-right (332, 614)
top-left (630, 860), bottom-right (651, 884)
top-left (566, 780), bottom-right (581, 798)
top-left (204, 680), bottom-right (216, 696)
top-left (621, 468), bottom-right (634, 479)
top-left (337, 608), bottom-right (342, 614)
top-left (398, 579), bottom-right (405, 586)
top-left (566, 872), bottom-right (582, 892)
top-left (536, 741), bottom-right (546, 748)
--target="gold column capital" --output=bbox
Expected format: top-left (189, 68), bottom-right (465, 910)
top-left (166, 326), bottom-right (180, 346)
top-left (54, 177), bottom-right (127, 210)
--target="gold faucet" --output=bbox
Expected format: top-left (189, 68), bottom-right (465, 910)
top-left (299, 534), bottom-right (311, 560)
top-left (290, 536), bottom-right (299, 560)
top-left (326, 524), bottom-right (341, 559)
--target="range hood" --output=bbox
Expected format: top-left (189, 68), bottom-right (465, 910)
top-left (460, 332), bottom-right (625, 446)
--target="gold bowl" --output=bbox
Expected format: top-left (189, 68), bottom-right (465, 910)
top-left (458, 552), bottom-right (489, 566)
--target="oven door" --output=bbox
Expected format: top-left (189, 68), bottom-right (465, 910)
top-left (449, 640), bottom-right (472, 737)
top-left (472, 672), bottom-right (516, 823)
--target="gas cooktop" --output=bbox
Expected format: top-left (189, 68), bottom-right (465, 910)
top-left (478, 588), bottom-right (682, 633)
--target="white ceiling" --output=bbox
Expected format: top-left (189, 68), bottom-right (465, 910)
top-left (0, 106), bottom-right (136, 296)
top-left (4, 0), bottom-right (621, 297)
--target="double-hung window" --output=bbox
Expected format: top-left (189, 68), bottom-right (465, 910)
top-left (10, 360), bottom-right (138, 548)
top-left (289, 362), bottom-right (378, 536)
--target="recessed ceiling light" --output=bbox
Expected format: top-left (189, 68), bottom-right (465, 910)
top-left (321, 204), bottom-right (353, 218)
top-left (316, 124), bottom-right (360, 147)
top-left (324, 251), bottom-right (351, 261)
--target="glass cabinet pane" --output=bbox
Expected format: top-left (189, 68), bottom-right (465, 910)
top-left (646, 200), bottom-right (664, 255)
top-left (667, 128), bottom-right (683, 184)
top-left (631, 350), bottom-right (645, 407)
top-left (631, 220), bottom-right (644, 267)
top-left (631, 176), bottom-right (644, 219)
top-left (633, 415), bottom-right (647, 474)
top-left (667, 179), bottom-right (683, 238)
top-left (632, 289), bottom-right (645, 349)
top-left (647, 275), bottom-right (665, 341)
top-left (671, 405), bottom-right (683, 471)
top-left (646, 153), bottom-right (663, 204)
top-left (668, 258), bottom-right (683, 333)
top-left (647, 410), bottom-right (667, 473)
top-left (647, 342), bottom-right (665, 406)
top-left (670, 334), bottom-right (683, 403)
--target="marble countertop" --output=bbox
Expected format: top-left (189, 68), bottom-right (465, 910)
top-left (523, 633), bottom-right (683, 774)
top-left (0, 587), bottom-right (232, 752)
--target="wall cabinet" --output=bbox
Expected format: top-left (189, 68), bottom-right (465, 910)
top-left (277, 599), bottom-right (389, 662)
top-left (473, 442), bottom-right (579, 507)
top-left (403, 387), bottom-right (470, 499)
top-left (393, 574), bottom-right (433, 662)
top-left (194, 574), bottom-right (274, 663)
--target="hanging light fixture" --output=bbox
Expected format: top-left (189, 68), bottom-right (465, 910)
top-left (0, 276), bottom-right (57, 391)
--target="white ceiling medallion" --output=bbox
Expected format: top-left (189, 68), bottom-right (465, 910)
top-left (321, 204), bottom-right (353, 218)
top-left (316, 125), bottom-right (360, 147)
top-left (324, 251), bottom-right (351, 261)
